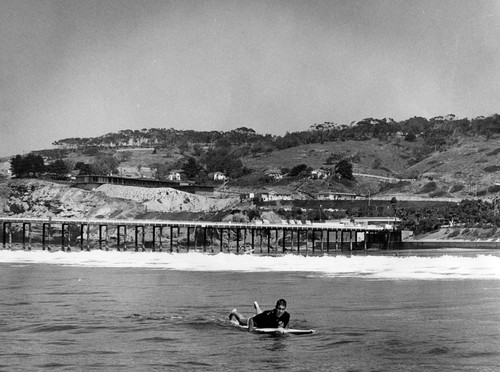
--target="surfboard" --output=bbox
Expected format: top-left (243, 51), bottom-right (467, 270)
top-left (230, 320), bottom-right (315, 334)
top-left (252, 327), bottom-right (315, 335)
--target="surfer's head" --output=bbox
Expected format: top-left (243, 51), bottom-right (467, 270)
top-left (275, 299), bottom-right (287, 316)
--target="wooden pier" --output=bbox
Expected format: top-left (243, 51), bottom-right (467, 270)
top-left (0, 217), bottom-right (401, 254)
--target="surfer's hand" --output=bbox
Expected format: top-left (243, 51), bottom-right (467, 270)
top-left (276, 327), bottom-right (285, 334)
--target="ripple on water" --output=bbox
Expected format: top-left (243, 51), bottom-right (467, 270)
top-left (26, 324), bottom-right (81, 333)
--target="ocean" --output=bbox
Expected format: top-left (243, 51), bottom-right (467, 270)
top-left (1, 249), bottom-right (499, 371)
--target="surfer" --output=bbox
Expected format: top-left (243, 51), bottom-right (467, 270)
top-left (229, 299), bottom-right (290, 331)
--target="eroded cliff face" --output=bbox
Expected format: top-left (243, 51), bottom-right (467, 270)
top-left (0, 179), bottom-right (238, 220)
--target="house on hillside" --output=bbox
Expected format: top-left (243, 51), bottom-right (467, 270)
top-left (259, 190), bottom-right (292, 202)
top-left (316, 192), bottom-right (357, 200)
top-left (264, 168), bottom-right (283, 180)
top-left (311, 168), bottom-right (330, 179)
top-left (118, 166), bottom-right (141, 178)
top-left (139, 166), bottom-right (155, 178)
top-left (166, 171), bottom-right (182, 181)
top-left (240, 192), bottom-right (255, 202)
top-left (213, 172), bottom-right (227, 181)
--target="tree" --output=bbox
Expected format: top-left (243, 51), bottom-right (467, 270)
top-left (10, 153), bottom-right (45, 177)
top-left (46, 159), bottom-right (68, 178)
top-left (182, 157), bottom-right (201, 180)
top-left (202, 148), bottom-right (247, 178)
top-left (10, 155), bottom-right (24, 177)
top-left (325, 152), bottom-right (345, 165)
top-left (193, 144), bottom-right (204, 157)
top-left (75, 162), bottom-right (92, 175)
top-left (153, 163), bottom-right (170, 180)
top-left (404, 132), bottom-right (417, 142)
top-left (289, 164), bottom-right (309, 177)
top-left (335, 159), bottom-right (353, 180)
top-left (24, 153), bottom-right (45, 176)
top-left (91, 156), bottom-right (119, 175)
top-left (178, 141), bottom-right (190, 154)
top-left (63, 159), bottom-right (75, 172)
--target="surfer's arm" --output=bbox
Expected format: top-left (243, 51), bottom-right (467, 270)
top-left (277, 313), bottom-right (289, 329)
top-left (248, 317), bottom-right (255, 332)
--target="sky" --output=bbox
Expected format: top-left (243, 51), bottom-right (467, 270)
top-left (1, 0), bottom-right (500, 157)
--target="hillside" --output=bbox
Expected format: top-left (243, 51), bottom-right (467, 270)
top-left (3, 114), bottom-right (500, 206)
top-left (404, 139), bottom-right (500, 188)
top-left (235, 136), bottom-right (500, 201)
top-left (0, 179), bottom-right (239, 220)
top-left (241, 139), bottom-right (413, 176)
top-left (3, 137), bottom-right (500, 202)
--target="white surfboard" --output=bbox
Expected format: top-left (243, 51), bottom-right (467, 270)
top-left (231, 320), bottom-right (315, 334)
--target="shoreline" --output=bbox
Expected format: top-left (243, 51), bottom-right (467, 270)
top-left (1, 243), bottom-right (499, 258)
top-left (399, 240), bottom-right (500, 250)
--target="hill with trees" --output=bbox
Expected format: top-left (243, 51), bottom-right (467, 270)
top-left (4, 113), bottom-right (500, 238)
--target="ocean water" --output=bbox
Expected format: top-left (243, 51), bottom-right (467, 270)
top-left (1, 250), bottom-right (499, 371)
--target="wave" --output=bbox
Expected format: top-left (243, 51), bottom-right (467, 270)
top-left (0, 251), bottom-right (499, 280)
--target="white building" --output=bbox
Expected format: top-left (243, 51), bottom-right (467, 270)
top-left (311, 169), bottom-right (330, 179)
top-left (167, 171), bottom-right (182, 181)
top-left (260, 191), bottom-right (293, 201)
top-left (213, 172), bottom-right (227, 181)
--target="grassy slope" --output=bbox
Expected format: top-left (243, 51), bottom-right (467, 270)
top-left (405, 139), bottom-right (500, 186)
top-left (237, 136), bottom-right (500, 200)
top-left (241, 138), bottom-right (413, 176)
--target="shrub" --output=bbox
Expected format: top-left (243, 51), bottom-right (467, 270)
top-left (325, 153), bottom-right (345, 165)
top-left (418, 182), bottom-right (437, 194)
top-left (483, 229), bottom-right (494, 238)
top-left (404, 133), bottom-right (417, 142)
top-left (487, 185), bottom-right (500, 193)
top-left (449, 184), bottom-right (464, 193)
top-left (448, 230), bottom-right (460, 238)
top-left (477, 189), bottom-right (487, 196)
top-left (82, 146), bottom-right (102, 156)
top-left (486, 148), bottom-right (500, 156)
top-left (289, 164), bottom-right (310, 177)
top-left (429, 190), bottom-right (447, 198)
top-left (484, 165), bottom-right (500, 173)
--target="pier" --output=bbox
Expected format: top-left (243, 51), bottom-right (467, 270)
top-left (0, 217), bottom-right (400, 254)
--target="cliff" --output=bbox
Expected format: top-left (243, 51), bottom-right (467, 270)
top-left (0, 179), bottom-right (239, 220)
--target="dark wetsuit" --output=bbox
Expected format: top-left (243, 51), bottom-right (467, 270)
top-left (252, 309), bottom-right (290, 328)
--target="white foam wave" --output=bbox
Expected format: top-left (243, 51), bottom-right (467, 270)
top-left (0, 251), bottom-right (499, 280)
